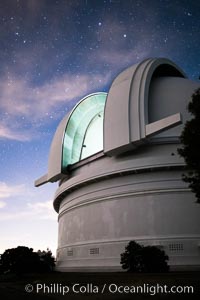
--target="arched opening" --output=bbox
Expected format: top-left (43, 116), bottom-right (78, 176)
top-left (62, 93), bottom-right (107, 170)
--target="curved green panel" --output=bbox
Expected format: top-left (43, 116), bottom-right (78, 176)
top-left (62, 93), bottom-right (107, 170)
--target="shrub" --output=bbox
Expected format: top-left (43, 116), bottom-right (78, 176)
top-left (120, 241), bottom-right (169, 273)
top-left (0, 246), bottom-right (55, 275)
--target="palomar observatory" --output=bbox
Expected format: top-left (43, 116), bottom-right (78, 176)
top-left (35, 58), bottom-right (200, 271)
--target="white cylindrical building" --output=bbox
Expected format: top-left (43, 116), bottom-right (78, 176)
top-left (35, 58), bottom-right (200, 271)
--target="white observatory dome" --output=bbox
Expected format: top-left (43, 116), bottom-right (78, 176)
top-left (35, 58), bottom-right (200, 271)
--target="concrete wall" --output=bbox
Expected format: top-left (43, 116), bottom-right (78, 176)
top-left (55, 144), bottom-right (200, 271)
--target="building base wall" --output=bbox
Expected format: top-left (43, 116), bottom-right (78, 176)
top-left (55, 152), bottom-right (200, 272)
top-left (56, 237), bottom-right (200, 272)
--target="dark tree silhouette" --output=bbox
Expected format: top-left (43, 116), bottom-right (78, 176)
top-left (120, 241), bottom-right (169, 273)
top-left (120, 241), bottom-right (143, 272)
top-left (37, 249), bottom-right (55, 272)
top-left (0, 246), bottom-right (55, 275)
top-left (178, 88), bottom-right (200, 203)
top-left (141, 246), bottom-right (169, 272)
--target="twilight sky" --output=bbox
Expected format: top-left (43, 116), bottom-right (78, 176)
top-left (0, 0), bottom-right (199, 255)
